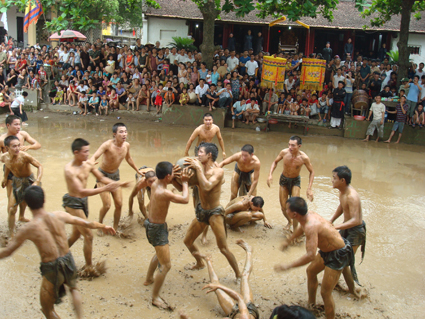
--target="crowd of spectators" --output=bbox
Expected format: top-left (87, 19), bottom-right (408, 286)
top-left (0, 37), bottom-right (424, 130)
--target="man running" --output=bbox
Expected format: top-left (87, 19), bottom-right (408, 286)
top-left (1, 136), bottom-right (43, 238)
top-left (128, 166), bottom-right (156, 220)
top-left (274, 197), bottom-right (358, 319)
top-left (225, 195), bottom-right (271, 231)
top-left (330, 166), bottom-right (366, 298)
top-left (267, 136), bottom-right (314, 232)
top-left (218, 144), bottom-right (260, 200)
top-left (184, 142), bottom-right (241, 278)
top-left (64, 138), bottom-right (130, 271)
top-left (91, 123), bottom-right (141, 231)
top-left (184, 113), bottom-right (226, 159)
top-left (181, 239), bottom-right (259, 319)
top-left (142, 162), bottom-right (191, 309)
top-left (0, 186), bottom-right (115, 319)
top-left (0, 115), bottom-right (41, 222)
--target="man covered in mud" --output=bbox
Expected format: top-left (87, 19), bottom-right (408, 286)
top-left (0, 186), bottom-right (116, 319)
top-left (91, 123), bottom-right (141, 232)
top-left (128, 166), bottom-right (156, 220)
top-left (142, 162), bottom-right (191, 310)
top-left (267, 135), bottom-right (314, 232)
top-left (1, 136), bottom-right (43, 238)
top-left (64, 138), bottom-right (130, 275)
top-left (218, 144), bottom-right (260, 200)
top-left (330, 166), bottom-right (366, 298)
top-left (224, 195), bottom-right (271, 231)
top-left (184, 113), bottom-right (226, 158)
top-left (179, 239), bottom-right (259, 319)
top-left (184, 142), bottom-right (241, 279)
top-left (274, 197), bottom-right (358, 319)
top-left (0, 115), bottom-right (41, 223)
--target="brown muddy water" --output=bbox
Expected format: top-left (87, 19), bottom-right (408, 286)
top-left (0, 112), bottom-right (424, 319)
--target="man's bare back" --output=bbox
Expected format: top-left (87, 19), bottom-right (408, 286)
top-left (148, 179), bottom-right (173, 224)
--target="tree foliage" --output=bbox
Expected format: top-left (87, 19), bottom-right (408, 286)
top-left (362, 0), bottom-right (425, 26)
top-left (168, 37), bottom-right (197, 51)
top-left (2, 0), bottom-right (160, 33)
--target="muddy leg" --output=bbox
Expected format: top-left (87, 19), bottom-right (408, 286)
top-left (69, 287), bottom-right (83, 319)
top-left (8, 193), bottom-right (17, 238)
top-left (111, 187), bottom-right (123, 231)
top-left (151, 245), bottom-right (172, 310)
top-left (144, 254), bottom-right (158, 286)
top-left (237, 239), bottom-right (254, 304)
top-left (307, 253), bottom-right (326, 306)
top-left (321, 266), bottom-right (343, 319)
top-left (183, 218), bottom-right (207, 269)
top-left (279, 186), bottom-right (292, 230)
top-left (40, 277), bottom-right (61, 319)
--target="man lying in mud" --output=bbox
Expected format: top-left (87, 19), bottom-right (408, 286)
top-left (0, 186), bottom-right (116, 319)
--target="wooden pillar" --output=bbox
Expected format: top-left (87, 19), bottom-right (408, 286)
top-left (265, 26), bottom-right (270, 53)
top-left (305, 28), bottom-right (310, 55)
top-left (223, 24), bottom-right (228, 48)
top-left (308, 28), bottom-right (315, 55)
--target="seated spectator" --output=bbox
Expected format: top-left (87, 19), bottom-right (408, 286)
top-left (231, 98), bottom-right (246, 129)
top-left (262, 88), bottom-right (278, 114)
top-left (206, 84), bottom-right (219, 111)
top-left (195, 79), bottom-right (209, 106)
top-left (217, 83), bottom-right (233, 109)
top-left (126, 93), bottom-right (135, 111)
top-left (99, 95), bottom-right (109, 115)
top-left (318, 91), bottom-right (329, 122)
top-left (380, 85), bottom-right (393, 98)
top-left (88, 94), bottom-right (99, 115)
top-left (299, 98), bottom-right (311, 117)
top-left (77, 91), bottom-right (88, 115)
top-left (244, 98), bottom-right (260, 124)
top-left (179, 87), bottom-right (189, 106)
top-left (164, 87), bottom-right (175, 109)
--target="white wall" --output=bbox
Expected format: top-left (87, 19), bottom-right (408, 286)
top-left (0, 6), bottom-right (27, 44)
top-left (391, 32), bottom-right (425, 65)
top-left (146, 17), bottom-right (188, 47)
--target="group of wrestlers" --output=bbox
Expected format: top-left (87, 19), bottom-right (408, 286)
top-left (0, 113), bottom-right (366, 319)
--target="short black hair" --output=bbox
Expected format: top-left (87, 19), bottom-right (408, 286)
top-left (289, 135), bottom-right (302, 145)
top-left (112, 122), bottom-right (126, 133)
top-left (252, 196), bottom-right (264, 208)
top-left (6, 115), bottom-right (21, 126)
top-left (71, 138), bottom-right (89, 153)
top-left (156, 161), bottom-right (173, 180)
top-left (286, 197), bottom-right (308, 216)
top-left (24, 185), bottom-right (45, 210)
top-left (22, 91), bottom-right (28, 97)
top-left (241, 144), bottom-right (254, 154)
top-left (203, 113), bottom-right (213, 119)
top-left (4, 135), bottom-right (19, 147)
top-left (333, 165), bottom-right (352, 185)
top-left (199, 142), bottom-right (218, 162)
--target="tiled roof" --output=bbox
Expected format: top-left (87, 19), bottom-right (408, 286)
top-left (145, 0), bottom-right (425, 33)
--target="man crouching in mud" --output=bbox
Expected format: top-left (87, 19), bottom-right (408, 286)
top-left (0, 186), bottom-right (115, 319)
top-left (274, 197), bottom-right (359, 319)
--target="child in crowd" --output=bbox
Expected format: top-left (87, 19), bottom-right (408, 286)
top-left (78, 91), bottom-right (88, 115)
top-left (54, 86), bottom-right (64, 105)
top-left (277, 92), bottom-right (286, 114)
top-left (109, 88), bottom-right (119, 111)
top-left (179, 87), bottom-right (188, 106)
top-left (88, 94), bottom-right (99, 116)
top-left (126, 93), bottom-right (136, 111)
top-left (154, 83), bottom-right (164, 114)
top-left (164, 87), bottom-right (175, 108)
top-left (99, 95), bottom-right (109, 115)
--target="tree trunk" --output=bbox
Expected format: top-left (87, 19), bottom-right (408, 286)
top-left (199, 0), bottom-right (219, 69)
top-left (397, 0), bottom-right (414, 85)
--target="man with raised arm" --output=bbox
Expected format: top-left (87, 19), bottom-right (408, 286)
top-left (142, 162), bottom-right (192, 310)
top-left (184, 142), bottom-right (241, 279)
top-left (64, 138), bottom-right (130, 272)
top-left (91, 123), bottom-right (140, 231)
top-left (0, 186), bottom-right (115, 319)
top-left (267, 135), bottom-right (314, 232)
top-left (1, 136), bottom-right (43, 238)
top-left (0, 115), bottom-right (41, 222)
top-left (274, 197), bottom-right (358, 319)
top-left (184, 113), bottom-right (226, 158)
top-left (330, 166), bottom-right (366, 298)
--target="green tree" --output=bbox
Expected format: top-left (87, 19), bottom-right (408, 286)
top-left (191, 0), bottom-right (341, 68)
top-left (1, 0), bottom-right (159, 33)
top-left (363, 0), bottom-right (425, 84)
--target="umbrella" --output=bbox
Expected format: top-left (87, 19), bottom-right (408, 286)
top-left (49, 30), bottom-right (87, 42)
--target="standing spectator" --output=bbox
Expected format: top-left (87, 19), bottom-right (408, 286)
top-left (359, 58), bottom-right (371, 87)
top-left (329, 81), bottom-right (346, 129)
top-left (344, 38), bottom-right (353, 60)
top-left (245, 54), bottom-right (258, 78)
top-left (378, 43), bottom-right (387, 62)
top-left (239, 51), bottom-right (250, 76)
top-left (244, 30), bottom-right (253, 51)
top-left (10, 91), bottom-right (29, 125)
top-left (415, 62), bottom-right (425, 78)
top-left (322, 42), bottom-right (333, 63)
top-left (363, 95), bottom-right (385, 142)
top-left (344, 71), bottom-right (354, 115)
top-left (226, 50), bottom-right (239, 73)
top-left (384, 96), bottom-right (409, 143)
top-left (227, 33), bottom-right (236, 52)
top-left (369, 72), bottom-right (382, 99)
top-left (255, 32), bottom-right (263, 55)
top-left (333, 68), bottom-right (345, 90)
top-left (405, 75), bottom-right (422, 125)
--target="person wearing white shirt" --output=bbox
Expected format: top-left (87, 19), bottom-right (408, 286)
top-left (284, 74), bottom-right (295, 93)
top-left (415, 62), bottom-right (425, 78)
top-left (333, 69), bottom-right (345, 90)
top-left (245, 54), bottom-right (258, 77)
top-left (363, 95), bottom-right (386, 142)
top-left (195, 79), bottom-right (209, 106)
top-left (243, 99), bottom-right (260, 124)
top-left (226, 51), bottom-right (239, 72)
top-left (11, 92), bottom-right (29, 124)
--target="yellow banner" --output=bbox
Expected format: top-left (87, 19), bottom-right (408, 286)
top-left (260, 56), bottom-right (287, 90)
top-left (300, 58), bottom-right (326, 91)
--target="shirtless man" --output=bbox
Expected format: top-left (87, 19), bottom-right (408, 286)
top-left (1, 136), bottom-right (43, 238)
top-left (0, 186), bottom-right (115, 319)
top-left (330, 166), bottom-right (366, 298)
top-left (181, 239), bottom-right (259, 319)
top-left (267, 136), bottom-right (314, 232)
top-left (225, 195), bottom-right (271, 231)
top-left (0, 115), bottom-right (41, 222)
top-left (184, 142), bottom-right (241, 278)
top-left (142, 162), bottom-right (191, 309)
top-left (64, 138), bottom-right (130, 270)
top-left (184, 113), bottom-right (226, 159)
top-left (274, 197), bottom-right (358, 319)
top-left (91, 123), bottom-right (141, 231)
top-left (128, 166), bottom-right (156, 220)
top-left (218, 144), bottom-right (260, 200)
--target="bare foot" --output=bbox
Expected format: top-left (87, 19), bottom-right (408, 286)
top-left (283, 222), bottom-right (293, 231)
top-left (236, 239), bottom-right (252, 252)
top-left (201, 235), bottom-right (208, 245)
top-left (18, 217), bottom-right (30, 222)
top-left (362, 139), bottom-right (369, 142)
top-left (186, 262), bottom-right (206, 270)
top-left (395, 141), bottom-right (399, 144)
top-left (179, 310), bottom-right (191, 319)
top-left (352, 287), bottom-right (369, 300)
top-left (384, 140), bottom-right (390, 143)
top-left (143, 278), bottom-right (154, 286)
top-left (192, 251), bottom-right (208, 261)
top-left (152, 296), bottom-right (174, 311)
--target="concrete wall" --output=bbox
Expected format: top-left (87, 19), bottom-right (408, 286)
top-left (391, 33), bottom-right (425, 65)
top-left (161, 105), bottom-right (226, 128)
top-left (1, 6), bottom-right (27, 44)
top-left (146, 17), bottom-right (188, 47)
